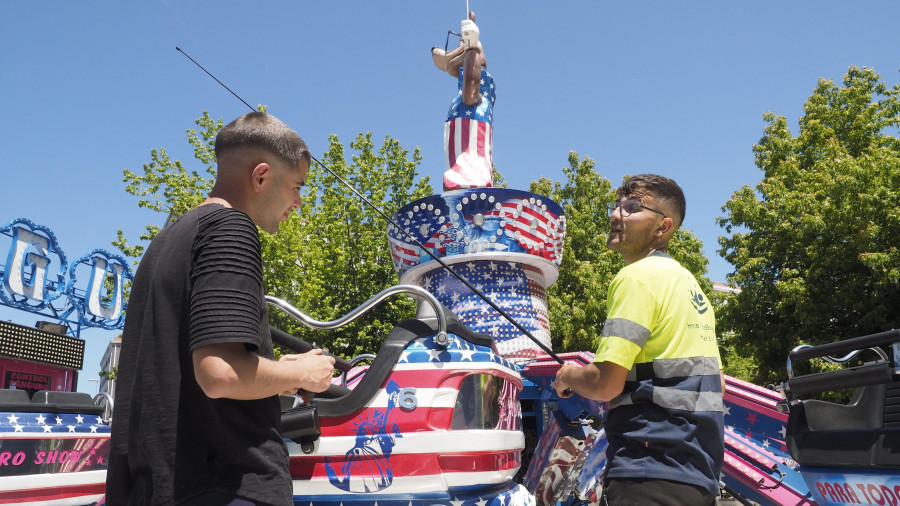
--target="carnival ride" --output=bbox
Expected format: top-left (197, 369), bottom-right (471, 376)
top-left (2, 9), bottom-right (899, 506)
top-left (1, 299), bottom-right (897, 505)
top-left (0, 389), bottom-right (109, 505)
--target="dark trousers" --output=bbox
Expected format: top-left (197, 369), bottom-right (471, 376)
top-left (177, 492), bottom-right (260, 506)
top-left (605, 478), bottom-right (717, 506)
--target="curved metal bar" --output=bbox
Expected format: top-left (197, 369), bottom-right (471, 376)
top-left (823, 347), bottom-right (890, 365)
top-left (265, 284), bottom-right (447, 343)
top-left (785, 345), bottom-right (808, 380)
top-left (348, 353), bottom-right (377, 368)
top-left (759, 467), bottom-right (785, 491)
top-left (93, 391), bottom-right (114, 420)
top-left (342, 353), bottom-right (377, 387)
top-left (786, 344), bottom-right (890, 379)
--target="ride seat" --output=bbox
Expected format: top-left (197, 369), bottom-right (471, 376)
top-left (787, 377), bottom-right (900, 469)
top-left (885, 379), bottom-right (900, 428)
top-left (0, 389), bottom-right (33, 412)
top-left (30, 390), bottom-right (105, 416)
top-left (803, 384), bottom-right (884, 431)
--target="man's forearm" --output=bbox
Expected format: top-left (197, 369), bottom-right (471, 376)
top-left (192, 343), bottom-right (333, 400)
top-left (556, 361), bottom-right (629, 402)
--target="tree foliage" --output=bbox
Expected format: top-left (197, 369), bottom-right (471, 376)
top-left (113, 111), bottom-right (222, 260)
top-left (531, 152), bottom-right (714, 353)
top-left (118, 114), bottom-right (721, 362)
top-left (717, 66), bottom-right (900, 385)
top-left (99, 366), bottom-right (118, 380)
top-left (117, 111), bottom-right (432, 360)
top-left (265, 133), bottom-right (433, 357)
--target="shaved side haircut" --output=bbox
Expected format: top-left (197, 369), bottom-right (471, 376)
top-left (215, 112), bottom-right (311, 166)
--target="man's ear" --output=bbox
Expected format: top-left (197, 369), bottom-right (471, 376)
top-left (250, 162), bottom-right (271, 192)
top-left (658, 216), bottom-right (675, 238)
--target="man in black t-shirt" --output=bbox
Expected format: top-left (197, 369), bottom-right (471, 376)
top-left (107, 112), bottom-right (337, 506)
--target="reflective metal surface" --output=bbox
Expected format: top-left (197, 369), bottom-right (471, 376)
top-left (451, 374), bottom-right (521, 430)
top-left (265, 284), bottom-right (447, 344)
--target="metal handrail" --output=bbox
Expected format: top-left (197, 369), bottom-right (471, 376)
top-left (786, 344), bottom-right (890, 380)
top-left (265, 284), bottom-right (448, 346)
top-left (93, 391), bottom-right (114, 421)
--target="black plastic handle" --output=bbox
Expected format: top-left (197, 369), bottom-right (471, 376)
top-left (269, 326), bottom-right (353, 373)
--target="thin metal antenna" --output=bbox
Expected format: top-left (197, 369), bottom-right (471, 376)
top-left (176, 47), bottom-right (256, 112)
top-left (175, 46), bottom-right (565, 365)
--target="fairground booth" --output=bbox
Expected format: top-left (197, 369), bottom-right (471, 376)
top-left (0, 218), bottom-right (131, 397)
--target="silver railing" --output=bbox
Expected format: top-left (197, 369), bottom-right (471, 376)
top-left (265, 284), bottom-right (448, 346)
top-left (94, 391), bottom-right (114, 422)
top-left (786, 344), bottom-right (890, 380)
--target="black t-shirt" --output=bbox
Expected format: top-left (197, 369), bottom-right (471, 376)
top-left (107, 205), bottom-right (291, 506)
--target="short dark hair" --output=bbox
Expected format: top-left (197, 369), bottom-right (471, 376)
top-left (215, 112), bottom-right (311, 166)
top-left (617, 174), bottom-right (686, 227)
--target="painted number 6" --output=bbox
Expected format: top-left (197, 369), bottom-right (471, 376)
top-left (399, 387), bottom-right (418, 410)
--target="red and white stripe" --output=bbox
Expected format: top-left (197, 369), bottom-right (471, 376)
top-left (291, 356), bottom-right (524, 496)
top-left (0, 470), bottom-right (105, 506)
top-left (289, 430), bottom-right (524, 494)
top-left (443, 118), bottom-right (494, 190)
top-left (535, 436), bottom-right (587, 505)
top-left (493, 202), bottom-right (563, 261)
top-left (390, 241), bottom-right (419, 267)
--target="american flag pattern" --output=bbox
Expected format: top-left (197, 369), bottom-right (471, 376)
top-left (524, 416), bottom-right (607, 506)
top-left (290, 333), bottom-right (535, 505)
top-left (0, 412), bottom-right (109, 436)
top-left (387, 189), bottom-right (564, 361)
top-left (533, 435), bottom-right (594, 506)
top-left (443, 68), bottom-right (496, 191)
top-left (420, 261), bottom-right (551, 360)
top-left (722, 427), bottom-right (817, 506)
top-left (0, 411), bottom-right (109, 505)
top-left (387, 189), bottom-right (565, 277)
top-left (570, 430), bottom-right (607, 504)
top-left (722, 375), bottom-right (788, 453)
top-left (522, 415), bottom-right (561, 492)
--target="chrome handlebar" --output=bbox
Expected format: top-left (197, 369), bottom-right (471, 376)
top-left (264, 284), bottom-right (448, 346)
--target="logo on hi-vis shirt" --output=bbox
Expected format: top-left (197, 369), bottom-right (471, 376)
top-left (690, 287), bottom-right (709, 314)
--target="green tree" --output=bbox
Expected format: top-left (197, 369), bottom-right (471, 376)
top-left (265, 133), bottom-right (433, 357)
top-left (113, 111), bottom-right (222, 259)
top-left (116, 112), bottom-right (432, 359)
top-left (717, 66), bottom-right (900, 386)
top-left (531, 152), bottom-right (714, 353)
top-left (99, 366), bottom-right (118, 381)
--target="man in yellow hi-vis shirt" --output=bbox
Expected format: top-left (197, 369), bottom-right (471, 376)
top-left (555, 174), bottom-right (724, 506)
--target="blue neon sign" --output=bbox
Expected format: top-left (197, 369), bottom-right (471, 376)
top-left (0, 218), bottom-right (133, 333)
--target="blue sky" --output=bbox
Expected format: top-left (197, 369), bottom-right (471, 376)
top-left (1, 1), bottom-right (898, 392)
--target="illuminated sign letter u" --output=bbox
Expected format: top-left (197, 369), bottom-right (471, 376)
top-left (85, 256), bottom-right (125, 320)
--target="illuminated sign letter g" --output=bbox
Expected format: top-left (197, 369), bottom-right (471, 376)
top-left (4, 227), bottom-right (51, 301)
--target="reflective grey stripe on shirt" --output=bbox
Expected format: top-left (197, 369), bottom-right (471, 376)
top-left (623, 357), bottom-right (721, 383)
top-left (652, 356), bottom-right (721, 379)
top-left (610, 386), bottom-right (724, 413)
top-left (610, 356), bottom-right (723, 412)
top-left (601, 318), bottom-right (651, 348)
